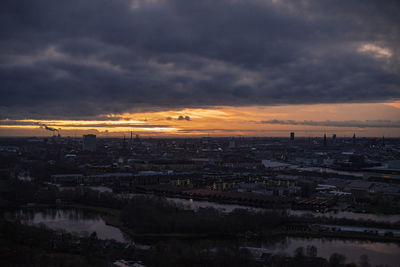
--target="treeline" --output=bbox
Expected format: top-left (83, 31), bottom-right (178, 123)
top-left (120, 196), bottom-right (287, 235)
top-left (261, 245), bottom-right (379, 267)
top-left (145, 240), bottom-right (255, 267)
top-left (0, 216), bottom-right (387, 267)
top-left (287, 213), bottom-right (400, 230)
top-left (120, 196), bottom-right (400, 236)
top-left (0, 179), bottom-right (127, 209)
top-left (0, 218), bottom-right (137, 267)
top-left (57, 187), bottom-right (128, 209)
top-left (138, 239), bottom-right (381, 267)
top-left (2, 181), bottom-right (399, 233)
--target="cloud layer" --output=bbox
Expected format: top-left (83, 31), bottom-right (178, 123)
top-left (1, 0), bottom-right (399, 119)
top-left (260, 120), bottom-right (400, 128)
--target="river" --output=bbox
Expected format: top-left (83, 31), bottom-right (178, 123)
top-left (13, 208), bottom-right (129, 243)
top-left (163, 196), bottom-right (400, 223)
top-left (12, 208), bottom-right (400, 266)
top-left (242, 237), bottom-right (400, 267)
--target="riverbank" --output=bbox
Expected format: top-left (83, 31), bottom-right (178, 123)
top-left (71, 203), bottom-right (400, 244)
top-left (13, 202), bottom-right (400, 244)
top-left (127, 186), bottom-right (400, 217)
top-left (7, 201), bottom-right (400, 267)
top-left (4, 201), bottom-right (400, 267)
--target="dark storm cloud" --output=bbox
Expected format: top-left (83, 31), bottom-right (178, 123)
top-left (0, 0), bottom-right (399, 119)
top-left (178, 115), bottom-right (191, 121)
top-left (0, 120), bottom-right (169, 129)
top-left (260, 120), bottom-right (400, 128)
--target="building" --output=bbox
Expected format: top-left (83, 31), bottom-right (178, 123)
top-left (51, 174), bottom-right (84, 184)
top-left (83, 134), bottom-right (96, 152)
top-left (346, 180), bottom-right (374, 198)
top-left (228, 140), bottom-right (236, 149)
top-left (290, 132), bottom-right (295, 141)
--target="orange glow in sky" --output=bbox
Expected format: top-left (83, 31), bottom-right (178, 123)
top-left (0, 102), bottom-right (399, 137)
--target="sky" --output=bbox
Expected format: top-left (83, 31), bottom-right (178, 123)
top-left (0, 0), bottom-right (399, 137)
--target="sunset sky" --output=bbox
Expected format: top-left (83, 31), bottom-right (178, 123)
top-left (1, 0), bottom-right (399, 137)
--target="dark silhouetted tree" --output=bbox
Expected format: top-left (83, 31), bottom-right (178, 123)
top-left (329, 253), bottom-right (346, 267)
top-left (359, 254), bottom-right (371, 267)
top-left (306, 245), bottom-right (317, 258)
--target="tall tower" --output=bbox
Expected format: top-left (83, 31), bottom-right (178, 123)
top-left (332, 134), bottom-right (336, 144)
top-left (130, 131), bottom-right (133, 147)
top-left (323, 134), bottom-right (327, 147)
top-left (352, 133), bottom-right (356, 147)
top-left (290, 132), bottom-right (295, 141)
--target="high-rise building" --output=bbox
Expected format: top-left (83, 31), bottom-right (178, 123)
top-left (83, 134), bottom-right (96, 152)
top-left (290, 132), bottom-right (295, 141)
top-left (323, 134), bottom-right (327, 147)
top-left (229, 139), bottom-right (236, 149)
top-left (352, 133), bottom-right (356, 147)
top-left (332, 134), bottom-right (337, 143)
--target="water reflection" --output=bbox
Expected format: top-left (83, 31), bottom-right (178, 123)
top-left (165, 196), bottom-right (400, 223)
top-left (242, 237), bottom-right (400, 267)
top-left (165, 196), bottom-right (265, 213)
top-left (58, 185), bottom-right (113, 193)
top-left (292, 166), bottom-right (364, 177)
top-left (288, 210), bottom-right (400, 224)
top-left (15, 208), bottom-right (129, 243)
top-left (11, 208), bottom-right (400, 266)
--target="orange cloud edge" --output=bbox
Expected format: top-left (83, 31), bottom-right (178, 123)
top-left (0, 102), bottom-right (399, 137)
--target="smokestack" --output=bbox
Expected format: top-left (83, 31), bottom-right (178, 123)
top-left (37, 123), bottom-right (59, 133)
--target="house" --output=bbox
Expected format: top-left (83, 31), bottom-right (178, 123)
top-left (346, 180), bottom-right (374, 198)
top-left (51, 174), bottom-right (84, 184)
